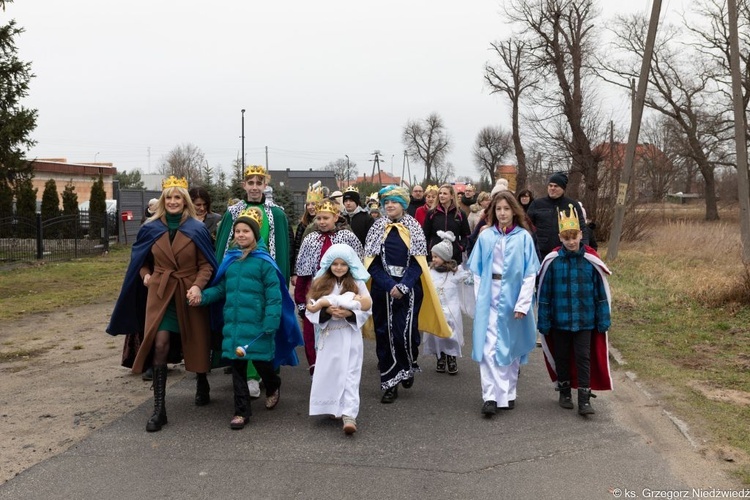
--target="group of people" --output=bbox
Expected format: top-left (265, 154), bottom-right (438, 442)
top-left (107, 166), bottom-right (612, 436)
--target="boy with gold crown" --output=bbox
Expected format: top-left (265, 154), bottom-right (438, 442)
top-left (537, 204), bottom-right (612, 416)
top-left (341, 186), bottom-right (373, 246)
top-left (294, 198), bottom-right (363, 376)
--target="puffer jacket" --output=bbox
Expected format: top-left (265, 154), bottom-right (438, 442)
top-left (201, 254), bottom-right (282, 361)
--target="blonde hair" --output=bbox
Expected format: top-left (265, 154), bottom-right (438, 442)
top-left (439, 184), bottom-right (459, 210)
top-left (147, 186), bottom-right (197, 223)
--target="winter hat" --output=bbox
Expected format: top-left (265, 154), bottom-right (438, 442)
top-left (431, 230), bottom-right (455, 262)
top-left (233, 207), bottom-right (263, 241)
top-left (342, 186), bottom-right (361, 205)
top-left (548, 172), bottom-right (568, 190)
top-left (315, 243), bottom-right (370, 281)
top-left (490, 178), bottom-right (510, 197)
top-left (378, 185), bottom-right (410, 210)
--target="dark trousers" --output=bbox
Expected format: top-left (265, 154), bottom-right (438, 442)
top-left (231, 359), bottom-right (281, 417)
top-left (551, 329), bottom-right (591, 388)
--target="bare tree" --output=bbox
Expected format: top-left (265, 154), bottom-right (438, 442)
top-left (485, 38), bottom-right (538, 190)
top-left (639, 116), bottom-right (684, 201)
top-left (402, 113), bottom-right (451, 182)
top-left (685, 0), bottom-right (750, 145)
top-left (505, 0), bottom-right (604, 217)
top-left (433, 161), bottom-right (456, 185)
top-left (322, 157), bottom-right (357, 187)
top-left (158, 143), bottom-right (206, 187)
top-left (600, 15), bottom-right (724, 220)
top-left (472, 126), bottom-right (514, 184)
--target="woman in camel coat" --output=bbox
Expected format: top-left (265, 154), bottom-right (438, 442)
top-left (108, 178), bottom-right (217, 432)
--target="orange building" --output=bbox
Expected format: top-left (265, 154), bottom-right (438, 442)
top-left (29, 159), bottom-right (117, 203)
top-left (495, 164), bottom-right (518, 192)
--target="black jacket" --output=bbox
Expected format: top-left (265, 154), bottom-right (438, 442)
top-left (422, 203), bottom-right (471, 264)
top-left (342, 207), bottom-right (374, 246)
top-left (406, 198), bottom-right (425, 217)
top-left (527, 195), bottom-right (588, 259)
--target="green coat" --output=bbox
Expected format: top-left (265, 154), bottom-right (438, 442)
top-left (201, 253), bottom-right (281, 361)
top-left (215, 199), bottom-right (292, 283)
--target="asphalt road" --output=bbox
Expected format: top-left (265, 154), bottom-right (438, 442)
top-left (0, 324), bottom-right (739, 500)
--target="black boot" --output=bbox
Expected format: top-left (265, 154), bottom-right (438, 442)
top-left (146, 365), bottom-right (168, 432)
top-left (557, 381), bottom-right (574, 409)
top-left (578, 388), bottom-right (596, 415)
top-left (195, 372), bottom-right (210, 406)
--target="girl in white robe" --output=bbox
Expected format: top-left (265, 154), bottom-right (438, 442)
top-left (306, 244), bottom-right (372, 435)
top-left (421, 231), bottom-right (471, 375)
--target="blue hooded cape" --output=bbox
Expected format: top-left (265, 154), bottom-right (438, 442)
top-left (107, 217), bottom-right (218, 337)
top-left (211, 242), bottom-right (303, 368)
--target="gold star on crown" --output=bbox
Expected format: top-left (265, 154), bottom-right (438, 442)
top-left (558, 204), bottom-right (580, 232)
top-left (244, 164), bottom-right (268, 179)
top-left (162, 176), bottom-right (189, 190)
top-left (306, 182), bottom-right (325, 204)
top-left (238, 207), bottom-right (264, 229)
top-left (425, 184), bottom-right (440, 193)
top-left (316, 200), bottom-right (339, 215)
top-left (344, 186), bottom-right (359, 194)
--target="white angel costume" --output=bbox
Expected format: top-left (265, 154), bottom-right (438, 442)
top-left (306, 244), bottom-right (372, 418)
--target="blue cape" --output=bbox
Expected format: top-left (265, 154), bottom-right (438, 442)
top-left (211, 244), bottom-right (303, 368)
top-left (107, 217), bottom-right (218, 336)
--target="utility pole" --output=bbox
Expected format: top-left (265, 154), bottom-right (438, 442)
top-left (607, 0), bottom-right (662, 261)
top-left (265, 146), bottom-right (269, 169)
top-left (370, 150), bottom-right (383, 187)
top-left (240, 109), bottom-right (246, 167)
top-left (728, 0), bottom-right (750, 263)
top-left (401, 150), bottom-right (412, 187)
top-left (345, 154), bottom-right (350, 187)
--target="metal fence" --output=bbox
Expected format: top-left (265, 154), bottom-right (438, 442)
top-left (0, 212), bottom-right (115, 263)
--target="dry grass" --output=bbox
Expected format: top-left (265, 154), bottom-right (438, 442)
top-left (618, 219), bottom-right (748, 306)
top-left (610, 206), bottom-right (750, 483)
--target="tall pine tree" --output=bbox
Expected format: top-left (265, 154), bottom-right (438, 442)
top-left (0, 2), bottom-right (37, 197)
top-left (40, 178), bottom-right (59, 220)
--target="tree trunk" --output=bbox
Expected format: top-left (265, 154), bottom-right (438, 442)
top-left (701, 163), bottom-right (720, 221)
top-left (512, 100), bottom-right (528, 190)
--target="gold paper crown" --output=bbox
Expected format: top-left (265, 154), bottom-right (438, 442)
top-left (244, 164), bottom-right (268, 179)
top-left (344, 186), bottom-right (359, 194)
top-left (368, 192), bottom-right (379, 202)
top-left (558, 204), bottom-right (581, 232)
top-left (425, 184), bottom-right (440, 194)
top-left (316, 199), bottom-right (339, 215)
top-left (306, 182), bottom-right (325, 204)
top-left (237, 207), bottom-right (264, 229)
top-left (162, 176), bottom-right (188, 190)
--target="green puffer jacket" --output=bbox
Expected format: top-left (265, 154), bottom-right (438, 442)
top-left (201, 254), bottom-right (281, 361)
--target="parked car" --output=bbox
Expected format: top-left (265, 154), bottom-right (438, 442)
top-left (78, 200), bottom-right (118, 231)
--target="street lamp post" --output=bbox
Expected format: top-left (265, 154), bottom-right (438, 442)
top-left (345, 154), bottom-right (350, 187)
top-left (241, 109), bottom-right (246, 167)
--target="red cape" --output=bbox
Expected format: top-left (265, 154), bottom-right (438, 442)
top-left (538, 245), bottom-right (613, 391)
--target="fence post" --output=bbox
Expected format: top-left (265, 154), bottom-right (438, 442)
top-left (36, 213), bottom-right (43, 260)
top-left (103, 213), bottom-right (110, 252)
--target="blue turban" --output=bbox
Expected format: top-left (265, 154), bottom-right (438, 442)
top-left (378, 185), bottom-right (410, 210)
top-left (315, 244), bottom-right (370, 282)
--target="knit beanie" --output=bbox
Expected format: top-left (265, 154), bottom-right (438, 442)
top-left (431, 230), bottom-right (455, 262)
top-left (548, 172), bottom-right (568, 190)
top-left (490, 178), bottom-right (510, 197)
top-left (234, 210), bottom-right (261, 241)
top-left (342, 189), bottom-right (361, 205)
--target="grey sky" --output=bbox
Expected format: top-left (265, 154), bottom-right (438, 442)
top-left (8, 0), bottom-right (669, 182)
